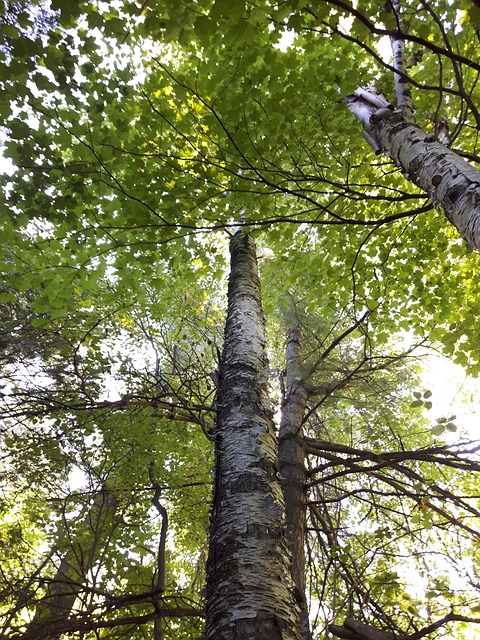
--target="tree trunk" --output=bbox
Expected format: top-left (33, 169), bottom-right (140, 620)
top-left (389, 0), bottom-right (414, 123)
top-left (347, 93), bottom-right (480, 251)
top-left (205, 232), bottom-right (302, 640)
top-left (278, 326), bottom-right (312, 640)
top-left (375, 112), bottom-right (480, 250)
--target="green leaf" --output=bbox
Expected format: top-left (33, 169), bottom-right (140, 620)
top-left (0, 292), bottom-right (16, 303)
top-left (432, 425), bottom-right (446, 436)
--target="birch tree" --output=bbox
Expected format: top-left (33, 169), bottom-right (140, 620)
top-left (278, 325), bottom-right (311, 640)
top-left (206, 232), bottom-right (302, 639)
top-left (345, 0), bottom-right (480, 250)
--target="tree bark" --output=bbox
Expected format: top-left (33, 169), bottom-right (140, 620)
top-left (375, 112), bottom-right (480, 250)
top-left (205, 232), bottom-right (302, 640)
top-left (346, 88), bottom-right (480, 251)
top-left (149, 463), bottom-right (168, 640)
top-left (347, 0), bottom-right (480, 248)
top-left (389, 0), bottom-right (414, 122)
top-left (278, 326), bottom-right (312, 640)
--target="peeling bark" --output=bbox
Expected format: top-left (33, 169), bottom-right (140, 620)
top-left (205, 232), bottom-right (301, 640)
top-left (278, 326), bottom-right (312, 640)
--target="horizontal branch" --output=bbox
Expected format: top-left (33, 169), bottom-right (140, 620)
top-left (0, 393), bottom-right (211, 425)
top-left (329, 611), bottom-right (480, 640)
top-left (6, 606), bottom-right (204, 640)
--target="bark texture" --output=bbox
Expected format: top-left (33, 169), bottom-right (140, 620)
top-left (347, 91), bottom-right (480, 250)
top-left (389, 0), bottom-right (414, 122)
top-left (375, 112), bottom-right (480, 250)
top-left (278, 326), bottom-right (312, 640)
top-left (205, 232), bottom-right (301, 640)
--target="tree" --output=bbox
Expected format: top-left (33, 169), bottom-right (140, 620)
top-left (279, 324), bottom-right (311, 639)
top-left (345, 1), bottom-right (480, 250)
top-left (1, 1), bottom-right (480, 639)
top-left (206, 232), bottom-right (301, 639)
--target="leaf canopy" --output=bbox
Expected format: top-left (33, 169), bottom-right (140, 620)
top-left (1, 1), bottom-right (480, 638)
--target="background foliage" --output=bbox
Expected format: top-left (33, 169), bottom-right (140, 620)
top-left (1, 1), bottom-right (480, 638)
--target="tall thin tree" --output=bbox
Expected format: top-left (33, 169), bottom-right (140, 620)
top-left (205, 232), bottom-right (302, 640)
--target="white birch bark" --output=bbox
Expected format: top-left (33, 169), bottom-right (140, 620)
top-left (375, 112), bottom-right (480, 250)
top-left (346, 0), bottom-right (480, 250)
top-left (346, 97), bottom-right (480, 251)
top-left (205, 232), bottom-right (302, 640)
top-left (278, 326), bottom-right (312, 640)
top-left (389, 0), bottom-right (414, 122)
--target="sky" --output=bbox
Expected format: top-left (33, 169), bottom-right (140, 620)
top-left (420, 351), bottom-right (480, 441)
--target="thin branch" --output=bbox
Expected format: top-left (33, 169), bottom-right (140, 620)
top-left (306, 311), bottom-right (369, 378)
